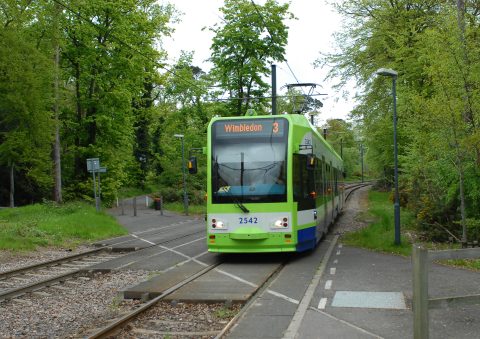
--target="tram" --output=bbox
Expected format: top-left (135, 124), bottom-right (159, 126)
top-left (190, 113), bottom-right (344, 253)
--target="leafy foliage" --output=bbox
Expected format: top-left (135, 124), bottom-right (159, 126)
top-left (208, 0), bottom-right (293, 116)
top-left (322, 0), bottom-right (480, 241)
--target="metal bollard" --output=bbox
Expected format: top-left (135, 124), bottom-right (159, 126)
top-left (160, 196), bottom-right (163, 216)
top-left (133, 197), bottom-right (137, 217)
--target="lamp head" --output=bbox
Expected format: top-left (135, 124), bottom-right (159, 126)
top-left (376, 68), bottom-right (398, 77)
top-left (173, 134), bottom-right (184, 138)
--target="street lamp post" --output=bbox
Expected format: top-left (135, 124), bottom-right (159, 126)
top-left (174, 134), bottom-right (188, 216)
top-left (376, 68), bottom-right (400, 245)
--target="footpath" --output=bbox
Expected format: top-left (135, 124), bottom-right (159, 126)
top-left (293, 187), bottom-right (480, 339)
top-left (295, 242), bottom-right (480, 339)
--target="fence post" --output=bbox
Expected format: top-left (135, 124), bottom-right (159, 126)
top-left (121, 199), bottom-right (124, 216)
top-left (133, 197), bottom-right (137, 217)
top-left (413, 244), bottom-right (429, 339)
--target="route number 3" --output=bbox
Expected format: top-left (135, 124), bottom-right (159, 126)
top-left (272, 122), bottom-right (279, 133)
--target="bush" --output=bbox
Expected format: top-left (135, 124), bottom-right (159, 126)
top-left (158, 187), bottom-right (182, 202)
top-left (189, 190), bottom-right (206, 205)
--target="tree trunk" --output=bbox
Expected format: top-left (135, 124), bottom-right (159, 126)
top-left (459, 163), bottom-right (467, 244)
top-left (53, 42), bottom-right (62, 203)
top-left (9, 161), bottom-right (14, 208)
top-left (456, 0), bottom-right (479, 166)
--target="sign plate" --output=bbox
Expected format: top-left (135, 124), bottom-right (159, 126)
top-left (86, 158), bottom-right (100, 172)
top-left (214, 118), bottom-right (287, 139)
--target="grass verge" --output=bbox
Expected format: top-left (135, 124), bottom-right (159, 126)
top-left (341, 190), bottom-right (413, 256)
top-left (0, 201), bottom-right (128, 251)
top-left (342, 190), bottom-right (480, 271)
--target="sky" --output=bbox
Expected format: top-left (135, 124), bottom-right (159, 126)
top-left (160, 0), bottom-right (355, 124)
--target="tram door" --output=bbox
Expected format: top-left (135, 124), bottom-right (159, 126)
top-left (293, 154), bottom-right (315, 212)
top-left (330, 161), bottom-right (335, 223)
top-left (322, 156), bottom-right (328, 231)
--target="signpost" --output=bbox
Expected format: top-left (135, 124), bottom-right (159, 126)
top-left (87, 158), bottom-right (107, 212)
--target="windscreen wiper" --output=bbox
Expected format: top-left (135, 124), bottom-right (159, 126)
top-left (234, 198), bottom-right (250, 213)
top-left (236, 152), bottom-right (249, 213)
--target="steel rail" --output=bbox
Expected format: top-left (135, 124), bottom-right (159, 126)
top-left (214, 259), bottom-right (289, 339)
top-left (0, 269), bottom-right (83, 302)
top-left (1, 226), bottom-right (205, 281)
top-left (0, 248), bottom-right (107, 280)
top-left (344, 182), bottom-right (372, 202)
top-left (87, 262), bottom-right (222, 339)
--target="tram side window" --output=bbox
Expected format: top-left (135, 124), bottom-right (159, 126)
top-left (325, 164), bottom-right (330, 194)
top-left (293, 154), bottom-right (315, 210)
top-left (315, 159), bottom-right (324, 197)
top-left (334, 169), bottom-right (338, 195)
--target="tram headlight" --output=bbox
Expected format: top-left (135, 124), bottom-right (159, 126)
top-left (273, 217), bottom-right (288, 229)
top-left (211, 218), bottom-right (226, 229)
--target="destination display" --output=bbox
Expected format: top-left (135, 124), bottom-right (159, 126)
top-left (214, 118), bottom-right (287, 138)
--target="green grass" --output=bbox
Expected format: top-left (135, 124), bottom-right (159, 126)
top-left (443, 259), bottom-right (480, 271)
top-left (341, 190), bottom-right (413, 256)
top-left (163, 202), bottom-right (206, 215)
top-left (214, 306), bottom-right (237, 319)
top-left (341, 191), bottom-right (480, 270)
top-left (0, 201), bottom-right (128, 251)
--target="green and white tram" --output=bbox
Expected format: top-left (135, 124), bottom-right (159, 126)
top-left (196, 113), bottom-right (344, 253)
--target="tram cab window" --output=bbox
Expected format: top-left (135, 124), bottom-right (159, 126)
top-left (211, 118), bottom-right (288, 204)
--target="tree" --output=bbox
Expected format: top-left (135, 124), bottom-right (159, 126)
top-left (0, 1), bottom-right (55, 206)
top-left (321, 119), bottom-right (359, 180)
top-left (60, 0), bottom-right (175, 203)
top-left (321, 0), bottom-right (480, 240)
top-left (208, 0), bottom-right (293, 116)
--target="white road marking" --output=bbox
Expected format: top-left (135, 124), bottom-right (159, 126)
top-left (336, 250), bottom-right (341, 255)
top-left (131, 234), bottom-right (156, 245)
top-left (310, 307), bottom-right (385, 339)
top-left (330, 267), bottom-right (336, 275)
top-left (215, 269), bottom-right (258, 288)
top-left (116, 236), bottom-right (206, 269)
top-left (282, 234), bottom-right (340, 339)
top-left (325, 280), bottom-right (332, 290)
top-left (318, 297), bottom-right (328, 309)
top-left (266, 289), bottom-right (300, 305)
top-left (333, 259), bottom-right (338, 264)
top-left (338, 244), bottom-right (343, 248)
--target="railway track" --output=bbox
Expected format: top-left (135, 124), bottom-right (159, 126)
top-left (344, 181), bottom-right (373, 201)
top-left (78, 186), bottom-right (371, 338)
top-left (82, 257), bottom-right (289, 338)
top-left (1, 189), bottom-right (373, 337)
top-left (85, 262), bottom-right (222, 338)
top-left (0, 227), bottom-right (207, 304)
top-left (0, 249), bottom-right (125, 302)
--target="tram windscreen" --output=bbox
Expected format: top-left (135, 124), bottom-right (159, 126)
top-left (211, 118), bottom-right (288, 203)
